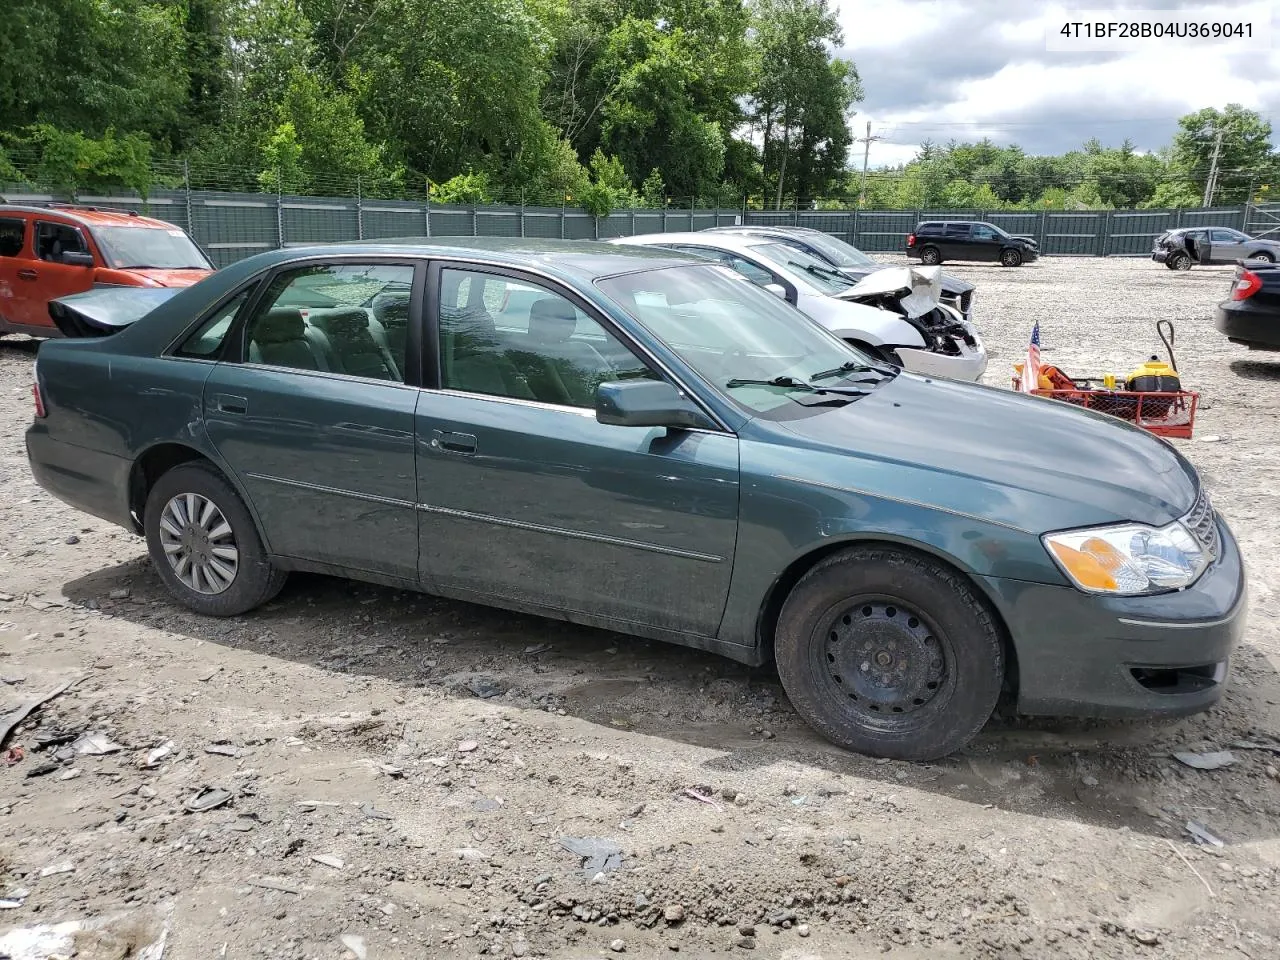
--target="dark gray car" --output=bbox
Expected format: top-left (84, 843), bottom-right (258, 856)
top-left (1153, 227), bottom-right (1280, 270)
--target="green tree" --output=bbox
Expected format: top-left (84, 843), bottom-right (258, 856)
top-left (1169, 105), bottom-right (1274, 204)
top-left (748, 0), bottom-right (862, 207)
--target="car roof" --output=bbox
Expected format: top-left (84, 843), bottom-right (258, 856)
top-left (613, 231), bottom-right (774, 254)
top-left (259, 235), bottom-right (700, 282)
top-left (706, 225), bottom-right (823, 237)
top-left (0, 203), bottom-right (184, 231)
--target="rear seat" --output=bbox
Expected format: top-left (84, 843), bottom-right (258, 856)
top-left (371, 293), bottom-right (410, 370)
top-left (307, 308), bottom-right (402, 381)
top-left (248, 308), bottom-right (331, 371)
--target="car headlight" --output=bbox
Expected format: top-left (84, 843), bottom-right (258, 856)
top-left (1042, 522), bottom-right (1208, 595)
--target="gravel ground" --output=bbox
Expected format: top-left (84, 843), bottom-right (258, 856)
top-left (1, 255), bottom-right (1279, 960)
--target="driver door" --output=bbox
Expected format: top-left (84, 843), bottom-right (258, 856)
top-left (415, 263), bottom-right (741, 637)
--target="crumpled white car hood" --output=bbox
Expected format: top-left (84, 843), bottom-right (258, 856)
top-left (834, 265), bottom-right (943, 319)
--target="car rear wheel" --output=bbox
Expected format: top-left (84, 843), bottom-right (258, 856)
top-left (144, 462), bottom-right (287, 616)
top-left (774, 545), bottom-right (1004, 761)
top-left (1169, 251), bottom-right (1193, 271)
top-left (1000, 248), bottom-right (1023, 267)
top-left (918, 246), bottom-right (942, 265)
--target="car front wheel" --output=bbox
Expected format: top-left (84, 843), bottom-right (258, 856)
top-left (774, 545), bottom-right (1004, 761)
top-left (1248, 250), bottom-right (1275, 263)
top-left (144, 462), bottom-right (287, 616)
top-left (1000, 248), bottom-right (1023, 267)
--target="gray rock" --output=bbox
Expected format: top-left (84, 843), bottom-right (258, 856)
top-left (609, 938), bottom-right (627, 952)
top-left (664, 904), bottom-right (685, 924)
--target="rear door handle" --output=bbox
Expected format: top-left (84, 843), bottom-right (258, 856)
top-left (214, 394), bottom-right (248, 415)
top-left (16, 269), bottom-right (37, 281)
top-left (430, 430), bottom-right (477, 455)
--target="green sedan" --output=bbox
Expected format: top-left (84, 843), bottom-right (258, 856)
top-left (26, 238), bottom-right (1246, 760)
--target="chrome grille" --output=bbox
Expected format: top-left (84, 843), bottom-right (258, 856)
top-left (1183, 488), bottom-right (1219, 560)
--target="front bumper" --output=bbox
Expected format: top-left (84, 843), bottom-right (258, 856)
top-left (978, 515), bottom-right (1246, 719)
top-left (896, 332), bottom-right (987, 382)
top-left (1215, 301), bottom-right (1280, 350)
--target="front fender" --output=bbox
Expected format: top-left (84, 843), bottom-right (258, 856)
top-left (801, 297), bottom-right (928, 349)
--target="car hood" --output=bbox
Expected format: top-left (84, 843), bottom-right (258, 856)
top-left (834, 265), bottom-right (943, 318)
top-left (766, 373), bottom-right (1198, 532)
top-left (119, 268), bottom-right (212, 287)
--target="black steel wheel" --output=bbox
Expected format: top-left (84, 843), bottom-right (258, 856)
top-left (775, 545), bottom-right (1004, 760)
top-left (1000, 248), bottom-right (1023, 267)
top-left (919, 245), bottom-right (942, 265)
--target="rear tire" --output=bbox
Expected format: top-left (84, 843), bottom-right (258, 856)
top-left (919, 246), bottom-right (942, 265)
top-left (144, 462), bottom-right (287, 616)
top-left (1169, 251), bottom-right (1192, 271)
top-left (1000, 248), bottom-right (1023, 267)
top-left (774, 545), bottom-right (1004, 761)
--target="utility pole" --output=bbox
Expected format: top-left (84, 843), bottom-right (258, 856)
top-left (856, 121), bottom-right (884, 208)
top-left (1203, 128), bottom-right (1224, 207)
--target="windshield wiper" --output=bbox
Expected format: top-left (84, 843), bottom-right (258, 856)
top-left (725, 375), bottom-right (816, 391)
top-left (725, 375), bottom-right (871, 397)
top-left (811, 359), bottom-right (898, 382)
top-left (797, 262), bottom-right (853, 286)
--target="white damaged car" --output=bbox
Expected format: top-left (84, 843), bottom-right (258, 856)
top-left (610, 231), bottom-right (987, 382)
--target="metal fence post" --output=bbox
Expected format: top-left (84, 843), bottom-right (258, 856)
top-left (472, 205), bottom-right (478, 237)
top-left (276, 167), bottom-right (284, 250)
top-left (182, 160), bottom-right (193, 235)
top-left (851, 207), bottom-right (859, 247)
top-left (1039, 209), bottom-right (1047, 249)
top-left (356, 176), bottom-right (363, 240)
top-left (560, 198), bottom-right (566, 239)
top-left (630, 208), bottom-right (636, 236)
top-left (425, 184), bottom-right (431, 238)
top-left (520, 191), bottom-right (526, 238)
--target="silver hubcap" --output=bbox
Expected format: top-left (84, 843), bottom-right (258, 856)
top-left (158, 493), bottom-right (239, 595)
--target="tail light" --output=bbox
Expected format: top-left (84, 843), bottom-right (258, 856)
top-left (1232, 268), bottom-right (1262, 301)
top-left (906, 233), bottom-right (916, 246)
top-left (32, 363), bottom-right (46, 418)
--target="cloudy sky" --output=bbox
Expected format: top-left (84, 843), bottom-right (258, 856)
top-left (833, 0), bottom-right (1280, 167)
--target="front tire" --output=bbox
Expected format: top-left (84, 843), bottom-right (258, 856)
top-left (918, 246), bottom-right (942, 266)
top-left (1248, 250), bottom-right (1275, 264)
top-left (1000, 248), bottom-right (1023, 267)
top-left (774, 546), bottom-right (1004, 761)
top-left (144, 462), bottom-right (287, 616)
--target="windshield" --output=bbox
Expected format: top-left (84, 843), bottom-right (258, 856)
top-left (93, 226), bottom-right (212, 270)
top-left (596, 264), bottom-right (888, 417)
top-left (753, 242), bottom-right (855, 295)
top-left (792, 232), bottom-right (878, 268)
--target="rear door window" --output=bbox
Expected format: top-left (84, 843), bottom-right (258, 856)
top-left (0, 217), bottom-right (25, 257)
top-left (944, 223), bottom-right (971, 237)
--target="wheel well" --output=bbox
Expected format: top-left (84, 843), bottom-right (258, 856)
top-left (128, 444), bottom-right (211, 532)
top-left (754, 538), bottom-right (1019, 701)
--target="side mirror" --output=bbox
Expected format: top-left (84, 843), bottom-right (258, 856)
top-left (596, 379), bottom-right (713, 430)
top-left (59, 251), bottom-right (95, 267)
top-left (763, 282), bottom-right (787, 299)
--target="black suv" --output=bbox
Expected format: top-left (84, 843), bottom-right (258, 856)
top-left (906, 221), bottom-right (1039, 267)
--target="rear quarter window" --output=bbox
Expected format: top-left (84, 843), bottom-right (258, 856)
top-left (0, 217), bottom-right (25, 257)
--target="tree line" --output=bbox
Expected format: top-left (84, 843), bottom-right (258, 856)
top-left (1, 1), bottom-right (1277, 213)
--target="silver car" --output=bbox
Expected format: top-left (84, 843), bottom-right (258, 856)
top-left (611, 231), bottom-right (988, 382)
top-left (1153, 227), bottom-right (1280, 270)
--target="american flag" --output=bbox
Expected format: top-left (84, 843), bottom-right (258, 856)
top-left (1019, 322), bottom-right (1041, 393)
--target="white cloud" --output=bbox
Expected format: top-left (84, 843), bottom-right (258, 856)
top-left (832, 0), bottom-right (1280, 168)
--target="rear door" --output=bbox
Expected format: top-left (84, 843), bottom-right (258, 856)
top-left (0, 215), bottom-right (30, 329)
top-left (941, 223), bottom-right (971, 260)
top-left (200, 258), bottom-right (423, 582)
top-left (7, 220), bottom-right (99, 329)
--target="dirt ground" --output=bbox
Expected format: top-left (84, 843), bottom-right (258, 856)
top-left (1, 254), bottom-right (1279, 960)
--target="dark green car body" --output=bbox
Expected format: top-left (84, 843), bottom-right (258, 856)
top-left (27, 238), bottom-right (1245, 724)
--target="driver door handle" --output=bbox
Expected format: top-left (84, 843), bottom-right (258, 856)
top-left (16, 268), bottom-right (37, 281)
